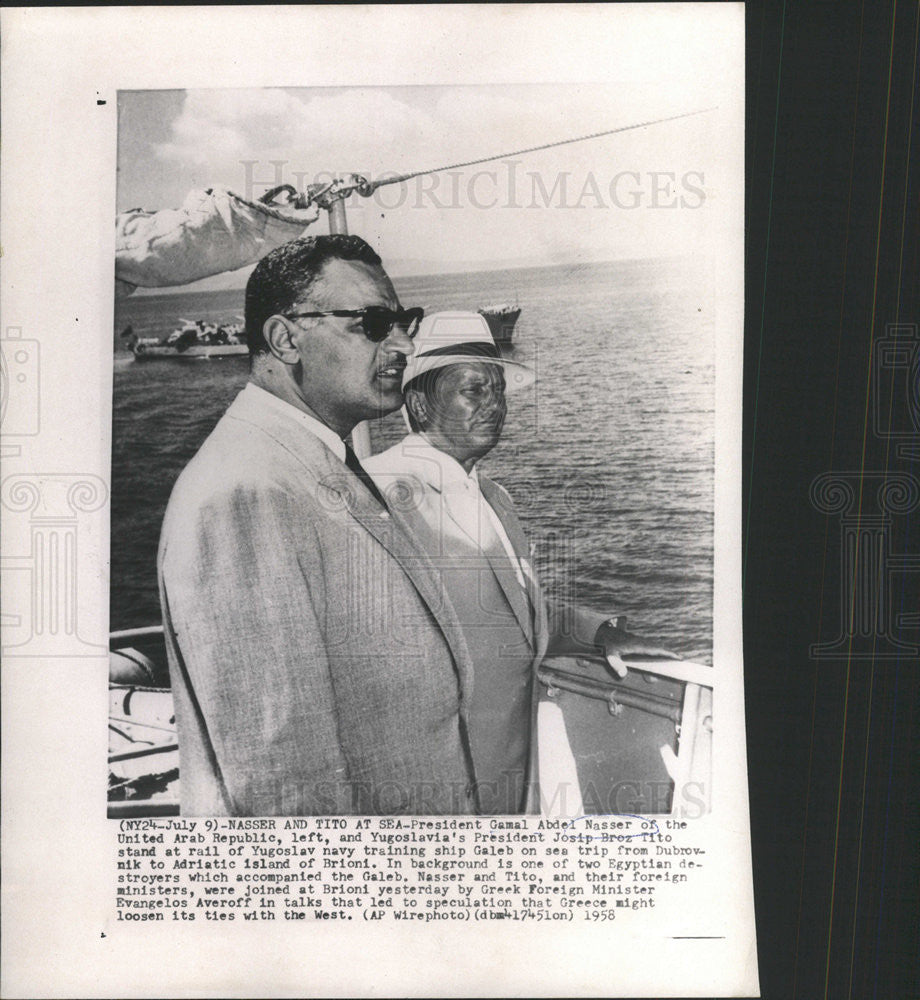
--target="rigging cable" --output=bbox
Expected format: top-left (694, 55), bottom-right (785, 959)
top-left (354, 106), bottom-right (718, 195)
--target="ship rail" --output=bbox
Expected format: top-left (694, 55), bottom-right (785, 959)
top-left (108, 628), bottom-right (712, 819)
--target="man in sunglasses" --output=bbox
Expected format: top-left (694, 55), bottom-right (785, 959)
top-left (158, 235), bottom-right (479, 816)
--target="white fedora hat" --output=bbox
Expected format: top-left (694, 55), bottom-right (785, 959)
top-left (402, 311), bottom-right (535, 392)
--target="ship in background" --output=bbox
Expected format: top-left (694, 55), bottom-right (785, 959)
top-left (123, 305), bottom-right (521, 359)
top-left (124, 318), bottom-right (248, 360)
top-left (478, 304), bottom-right (521, 344)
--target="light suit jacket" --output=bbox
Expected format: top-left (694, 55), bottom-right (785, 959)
top-left (158, 388), bottom-right (479, 816)
top-left (365, 435), bottom-right (550, 810)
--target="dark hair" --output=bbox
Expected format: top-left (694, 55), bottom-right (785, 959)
top-left (403, 368), bottom-right (449, 432)
top-left (244, 235), bottom-right (382, 357)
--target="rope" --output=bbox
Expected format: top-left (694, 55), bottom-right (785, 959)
top-left (221, 188), bottom-right (319, 224)
top-left (358, 107), bottom-right (717, 195)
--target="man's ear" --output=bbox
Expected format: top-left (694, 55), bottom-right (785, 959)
top-left (405, 389), bottom-right (428, 427)
top-left (262, 315), bottom-right (301, 364)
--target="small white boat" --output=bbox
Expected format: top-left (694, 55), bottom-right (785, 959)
top-left (126, 318), bottom-right (248, 360)
top-left (133, 341), bottom-right (248, 360)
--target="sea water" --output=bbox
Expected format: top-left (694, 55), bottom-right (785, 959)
top-left (112, 257), bottom-right (715, 662)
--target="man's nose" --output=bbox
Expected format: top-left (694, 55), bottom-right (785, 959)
top-left (482, 388), bottom-right (506, 412)
top-left (383, 324), bottom-right (416, 355)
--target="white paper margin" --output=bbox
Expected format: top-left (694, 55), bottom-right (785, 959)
top-left (0, 5), bottom-right (757, 997)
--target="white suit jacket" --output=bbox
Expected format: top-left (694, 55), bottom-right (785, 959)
top-left (158, 389), bottom-right (480, 816)
top-left (365, 434), bottom-right (550, 809)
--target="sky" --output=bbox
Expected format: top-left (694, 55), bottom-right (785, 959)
top-left (117, 79), bottom-right (729, 284)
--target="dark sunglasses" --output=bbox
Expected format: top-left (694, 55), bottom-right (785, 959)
top-left (285, 305), bottom-right (424, 343)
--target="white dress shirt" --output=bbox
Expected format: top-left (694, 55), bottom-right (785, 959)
top-left (410, 433), bottom-right (530, 591)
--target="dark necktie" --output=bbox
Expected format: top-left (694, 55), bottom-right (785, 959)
top-left (343, 442), bottom-right (389, 510)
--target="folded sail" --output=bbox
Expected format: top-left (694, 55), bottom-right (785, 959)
top-left (115, 187), bottom-right (320, 296)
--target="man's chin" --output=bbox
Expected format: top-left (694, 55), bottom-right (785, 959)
top-left (366, 387), bottom-right (404, 418)
top-left (475, 425), bottom-right (503, 444)
top-left (467, 429), bottom-right (502, 456)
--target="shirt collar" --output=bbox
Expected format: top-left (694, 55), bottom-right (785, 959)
top-left (243, 382), bottom-right (346, 461)
top-left (404, 432), bottom-right (480, 488)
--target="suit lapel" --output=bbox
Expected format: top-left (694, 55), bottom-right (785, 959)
top-left (317, 453), bottom-right (477, 702)
top-left (479, 529), bottom-right (537, 649)
top-left (225, 389), bottom-right (475, 702)
top-left (386, 447), bottom-right (538, 653)
top-left (478, 475), bottom-right (549, 814)
top-left (478, 475), bottom-right (548, 657)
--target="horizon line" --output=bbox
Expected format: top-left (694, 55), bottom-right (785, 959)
top-left (128, 252), bottom-right (700, 298)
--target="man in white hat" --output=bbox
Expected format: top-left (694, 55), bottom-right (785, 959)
top-left (364, 311), bottom-right (676, 814)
